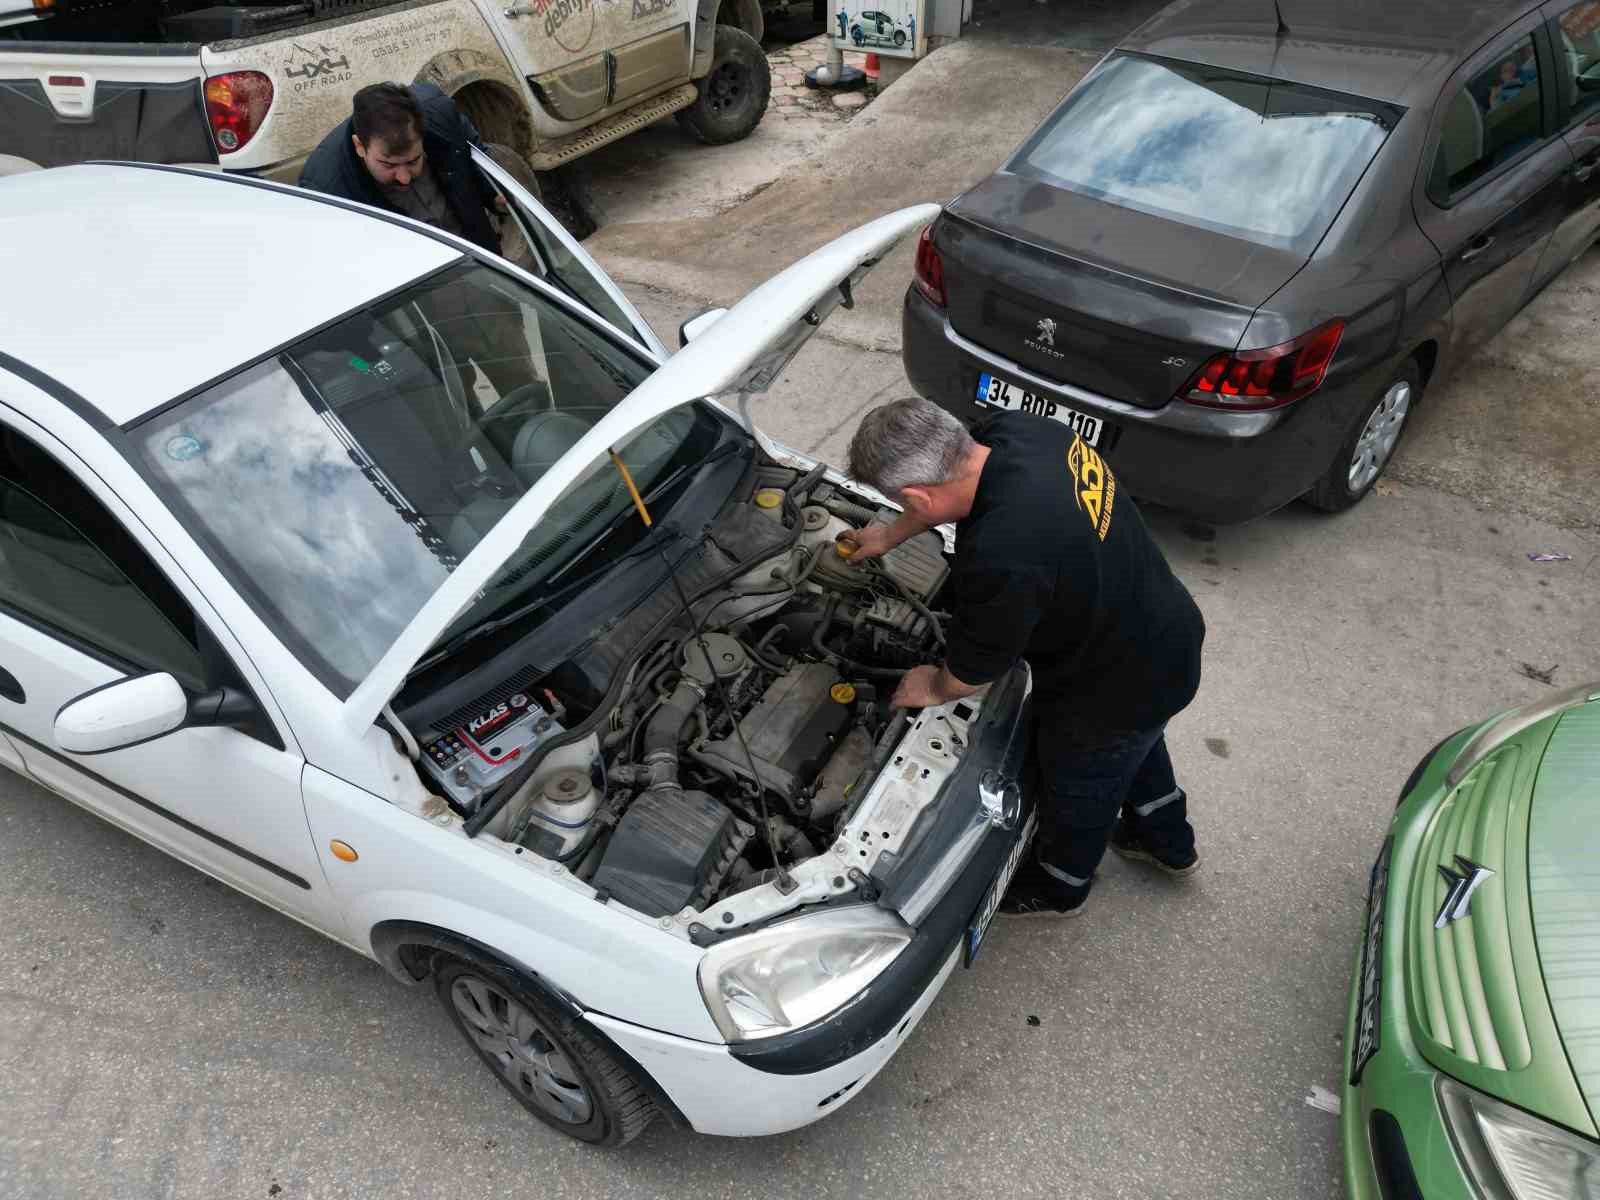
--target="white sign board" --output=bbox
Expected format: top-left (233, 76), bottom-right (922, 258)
top-left (831, 0), bottom-right (926, 59)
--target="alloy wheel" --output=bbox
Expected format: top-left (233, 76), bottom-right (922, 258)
top-left (450, 974), bottom-right (593, 1125)
top-left (1347, 379), bottom-right (1411, 493)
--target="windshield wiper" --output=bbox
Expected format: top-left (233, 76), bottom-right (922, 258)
top-left (415, 442), bottom-right (738, 673)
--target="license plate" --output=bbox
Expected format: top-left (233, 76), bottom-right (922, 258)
top-left (964, 811), bottom-right (1038, 968)
top-left (976, 373), bottom-right (1103, 446)
top-left (1351, 838), bottom-right (1393, 1085)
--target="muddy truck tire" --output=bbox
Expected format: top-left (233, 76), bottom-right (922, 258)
top-left (677, 25), bottom-right (771, 145)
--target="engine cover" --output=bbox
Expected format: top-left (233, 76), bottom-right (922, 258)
top-left (693, 663), bottom-right (852, 801)
top-left (591, 789), bottom-right (752, 918)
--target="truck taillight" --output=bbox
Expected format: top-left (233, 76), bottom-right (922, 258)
top-left (32, 0), bottom-right (56, 11)
top-left (204, 71), bottom-right (273, 154)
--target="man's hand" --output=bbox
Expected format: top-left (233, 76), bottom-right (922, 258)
top-left (891, 664), bottom-right (983, 710)
top-left (836, 523), bottom-right (897, 562)
top-left (891, 665), bottom-right (945, 709)
top-left (493, 194), bottom-right (510, 213)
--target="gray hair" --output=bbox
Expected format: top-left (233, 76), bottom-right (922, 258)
top-left (847, 398), bottom-right (976, 495)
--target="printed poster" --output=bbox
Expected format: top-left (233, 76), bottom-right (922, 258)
top-left (831, 0), bottom-right (926, 59)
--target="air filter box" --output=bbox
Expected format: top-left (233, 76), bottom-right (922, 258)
top-left (592, 790), bottom-right (751, 918)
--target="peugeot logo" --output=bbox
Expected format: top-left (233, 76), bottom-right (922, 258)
top-left (1435, 855), bottom-right (1494, 928)
top-left (1034, 318), bottom-right (1057, 348)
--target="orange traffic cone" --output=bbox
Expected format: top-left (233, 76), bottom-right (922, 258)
top-left (864, 52), bottom-right (880, 80)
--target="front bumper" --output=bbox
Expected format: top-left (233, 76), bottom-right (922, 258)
top-left (901, 288), bottom-right (1373, 525)
top-left (590, 774), bottom-right (1038, 1135)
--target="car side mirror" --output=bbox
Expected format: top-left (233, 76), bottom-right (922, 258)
top-left (678, 307), bottom-right (728, 348)
top-left (55, 672), bottom-right (260, 755)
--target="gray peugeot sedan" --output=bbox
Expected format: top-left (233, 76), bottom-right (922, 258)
top-left (903, 0), bottom-right (1600, 523)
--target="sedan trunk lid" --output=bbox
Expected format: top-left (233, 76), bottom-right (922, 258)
top-left (942, 172), bottom-right (1307, 409)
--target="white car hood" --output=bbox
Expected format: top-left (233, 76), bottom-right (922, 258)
top-left (341, 203), bottom-right (939, 736)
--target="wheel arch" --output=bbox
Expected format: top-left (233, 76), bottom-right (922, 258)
top-left (693, 0), bottom-right (764, 74)
top-left (414, 50), bottom-right (537, 159)
top-left (375, 919), bottom-right (692, 1128)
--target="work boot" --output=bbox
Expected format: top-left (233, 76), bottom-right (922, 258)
top-left (1109, 817), bottom-right (1199, 878)
top-left (998, 857), bottom-right (1090, 919)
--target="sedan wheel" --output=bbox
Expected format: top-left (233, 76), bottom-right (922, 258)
top-left (433, 957), bottom-right (657, 1145)
top-left (450, 974), bottom-right (594, 1124)
top-left (1305, 360), bottom-right (1422, 513)
top-left (1347, 379), bottom-right (1411, 494)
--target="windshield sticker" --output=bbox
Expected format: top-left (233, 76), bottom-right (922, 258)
top-left (165, 434), bottom-right (204, 462)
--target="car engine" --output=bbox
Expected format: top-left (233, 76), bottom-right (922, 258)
top-left (406, 466), bottom-right (951, 920)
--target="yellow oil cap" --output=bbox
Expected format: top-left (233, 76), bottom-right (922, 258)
top-left (754, 488), bottom-right (783, 510)
top-left (835, 540), bottom-right (853, 557)
top-left (830, 682), bottom-right (857, 704)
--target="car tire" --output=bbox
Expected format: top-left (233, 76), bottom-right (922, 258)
top-left (893, 29), bottom-right (906, 45)
top-left (434, 956), bottom-right (658, 1146)
top-left (1304, 360), bottom-right (1421, 513)
top-left (677, 25), bottom-right (771, 146)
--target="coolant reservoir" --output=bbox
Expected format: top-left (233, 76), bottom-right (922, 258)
top-left (753, 488), bottom-right (785, 519)
top-left (516, 766), bottom-right (600, 858)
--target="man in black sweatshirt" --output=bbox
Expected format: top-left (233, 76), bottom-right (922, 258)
top-left (843, 398), bottom-right (1205, 917)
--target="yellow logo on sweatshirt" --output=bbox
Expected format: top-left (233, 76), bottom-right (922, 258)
top-left (1067, 434), bottom-right (1115, 540)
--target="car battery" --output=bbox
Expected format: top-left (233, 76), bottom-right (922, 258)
top-left (419, 691), bottom-right (564, 813)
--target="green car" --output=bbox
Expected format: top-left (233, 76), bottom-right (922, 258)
top-left (1343, 681), bottom-right (1600, 1198)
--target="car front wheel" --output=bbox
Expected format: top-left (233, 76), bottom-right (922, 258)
top-left (434, 957), bottom-right (658, 1145)
top-left (1305, 360), bottom-right (1420, 513)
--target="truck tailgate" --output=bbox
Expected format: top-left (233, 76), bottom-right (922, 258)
top-left (0, 47), bottom-right (215, 168)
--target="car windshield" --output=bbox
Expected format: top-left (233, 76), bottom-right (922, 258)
top-left (1012, 53), bottom-right (1399, 253)
top-left (134, 261), bottom-right (718, 698)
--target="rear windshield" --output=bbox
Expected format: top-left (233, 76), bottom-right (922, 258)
top-left (1012, 53), bottom-right (1400, 253)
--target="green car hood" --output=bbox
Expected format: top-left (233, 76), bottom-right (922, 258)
top-left (1402, 710), bottom-right (1597, 1137)
top-left (1530, 699), bottom-right (1600, 1133)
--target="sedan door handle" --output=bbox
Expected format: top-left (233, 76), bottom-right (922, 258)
top-left (1459, 235), bottom-right (1496, 263)
top-left (0, 665), bottom-right (25, 705)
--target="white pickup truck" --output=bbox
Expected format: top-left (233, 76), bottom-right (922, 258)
top-left (0, 0), bottom-right (769, 184)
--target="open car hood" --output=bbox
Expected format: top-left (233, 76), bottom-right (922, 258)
top-left (341, 203), bottom-right (940, 736)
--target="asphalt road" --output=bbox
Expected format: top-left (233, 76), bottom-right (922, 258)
top-left (5, 14), bottom-right (1600, 1200)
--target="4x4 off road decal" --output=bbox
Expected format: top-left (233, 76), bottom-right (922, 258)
top-left (1066, 433), bottom-right (1115, 541)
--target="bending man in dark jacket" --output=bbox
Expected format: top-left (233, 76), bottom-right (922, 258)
top-left (843, 399), bottom-right (1205, 919)
top-left (299, 81), bottom-right (502, 254)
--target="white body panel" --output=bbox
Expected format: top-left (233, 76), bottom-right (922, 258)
top-left (590, 947), bottom-right (960, 1135)
top-left (0, 168), bottom-right (951, 1137)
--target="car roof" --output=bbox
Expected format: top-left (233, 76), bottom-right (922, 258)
top-left (0, 163), bottom-right (459, 428)
top-left (1121, 0), bottom-right (1540, 106)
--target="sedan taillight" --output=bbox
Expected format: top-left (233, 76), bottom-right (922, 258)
top-left (1179, 319), bottom-right (1345, 410)
top-left (913, 225), bottom-right (947, 309)
top-left (204, 71), bottom-right (274, 154)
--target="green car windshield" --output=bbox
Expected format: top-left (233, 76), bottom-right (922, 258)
top-left (134, 261), bottom-right (717, 698)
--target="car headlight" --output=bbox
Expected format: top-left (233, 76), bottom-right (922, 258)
top-left (698, 906), bottom-right (912, 1042)
top-left (1438, 1076), bottom-right (1600, 1199)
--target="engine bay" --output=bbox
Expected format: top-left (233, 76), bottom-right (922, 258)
top-left (399, 461), bottom-right (957, 928)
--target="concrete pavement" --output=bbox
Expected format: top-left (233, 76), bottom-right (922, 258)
top-left (5, 23), bottom-right (1600, 1200)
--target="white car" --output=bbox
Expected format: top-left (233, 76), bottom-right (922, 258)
top-left (0, 157), bottom-right (1033, 1145)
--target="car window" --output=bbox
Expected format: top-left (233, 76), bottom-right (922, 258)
top-left (1554, 1), bottom-right (1600, 123)
top-left (132, 261), bottom-right (719, 698)
top-left (0, 430), bottom-right (206, 689)
top-left (1010, 53), bottom-right (1400, 254)
top-left (1430, 34), bottom-right (1545, 199)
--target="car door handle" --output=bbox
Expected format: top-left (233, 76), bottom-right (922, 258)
top-left (0, 665), bottom-right (25, 705)
top-left (1576, 161), bottom-right (1598, 183)
top-left (1459, 235), bottom-right (1496, 263)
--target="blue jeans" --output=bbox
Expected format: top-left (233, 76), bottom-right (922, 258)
top-left (1030, 717), bottom-right (1194, 887)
